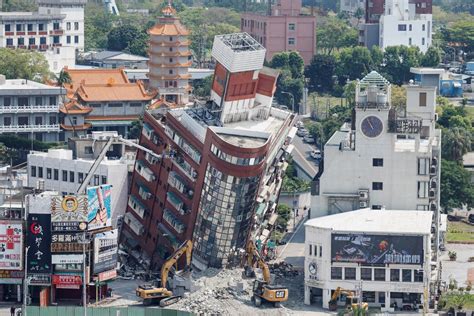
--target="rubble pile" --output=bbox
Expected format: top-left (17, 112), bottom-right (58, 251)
top-left (269, 261), bottom-right (299, 278)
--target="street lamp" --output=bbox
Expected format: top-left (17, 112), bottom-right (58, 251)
top-left (78, 232), bottom-right (90, 316)
top-left (281, 91), bottom-right (295, 112)
top-left (23, 246), bottom-right (30, 316)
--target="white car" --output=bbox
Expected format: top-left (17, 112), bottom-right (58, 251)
top-left (310, 150), bottom-right (322, 160)
top-left (297, 129), bottom-right (309, 137)
top-left (296, 121), bottom-right (304, 129)
top-left (303, 135), bottom-right (315, 143)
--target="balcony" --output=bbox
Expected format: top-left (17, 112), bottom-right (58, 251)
top-left (135, 160), bottom-right (156, 183)
top-left (163, 208), bottom-right (186, 234)
top-left (145, 152), bottom-right (160, 165)
top-left (128, 195), bottom-right (147, 219)
top-left (28, 32), bottom-right (37, 36)
top-left (52, 43), bottom-right (62, 47)
top-left (168, 171), bottom-right (193, 199)
top-left (39, 44), bottom-right (49, 51)
top-left (29, 45), bottom-right (38, 49)
top-left (124, 212), bottom-right (144, 236)
top-left (142, 122), bottom-right (154, 141)
top-left (138, 184), bottom-right (152, 201)
top-left (165, 126), bottom-right (202, 164)
top-left (166, 191), bottom-right (189, 215)
top-left (17, 45), bottom-right (27, 49)
top-left (0, 105), bottom-right (59, 113)
top-left (16, 32), bottom-right (25, 36)
top-left (5, 32), bottom-right (14, 36)
top-left (49, 29), bottom-right (64, 35)
top-left (0, 124), bottom-right (60, 133)
top-left (157, 223), bottom-right (180, 248)
top-left (171, 153), bottom-right (197, 182)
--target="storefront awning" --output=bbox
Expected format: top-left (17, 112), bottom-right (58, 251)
top-left (255, 202), bottom-right (267, 216)
top-left (268, 213), bottom-right (278, 226)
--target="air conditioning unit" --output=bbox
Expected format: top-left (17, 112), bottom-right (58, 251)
top-left (430, 165), bottom-right (436, 174)
top-left (430, 202), bottom-right (437, 211)
top-left (359, 201), bottom-right (368, 208)
top-left (429, 189), bottom-right (436, 198)
top-left (359, 189), bottom-right (369, 200)
top-left (431, 180), bottom-right (437, 189)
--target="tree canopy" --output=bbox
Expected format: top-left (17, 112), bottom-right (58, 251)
top-left (0, 48), bottom-right (50, 80)
top-left (316, 16), bottom-right (358, 55)
top-left (441, 159), bottom-right (474, 211)
top-left (270, 52), bottom-right (305, 111)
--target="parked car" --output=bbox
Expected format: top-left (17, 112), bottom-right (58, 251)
top-left (310, 149), bottom-right (322, 160)
top-left (295, 121), bottom-right (304, 129)
top-left (303, 135), bottom-right (315, 143)
top-left (297, 129), bottom-right (309, 137)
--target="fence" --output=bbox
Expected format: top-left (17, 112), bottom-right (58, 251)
top-left (24, 306), bottom-right (191, 316)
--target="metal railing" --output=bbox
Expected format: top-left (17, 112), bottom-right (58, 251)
top-left (0, 105), bottom-right (60, 113)
top-left (0, 124), bottom-right (60, 133)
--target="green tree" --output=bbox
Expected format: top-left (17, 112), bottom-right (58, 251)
top-left (270, 52), bottom-right (305, 110)
top-left (193, 75), bottom-right (213, 97)
top-left (421, 46), bottom-right (442, 67)
top-left (317, 16), bottom-right (358, 55)
top-left (442, 127), bottom-right (472, 162)
top-left (336, 46), bottom-right (373, 81)
top-left (0, 48), bottom-right (50, 80)
top-left (441, 159), bottom-right (474, 211)
top-left (128, 117), bottom-right (143, 140)
top-left (381, 45), bottom-right (422, 84)
top-left (445, 19), bottom-right (474, 54)
top-left (2, 0), bottom-right (37, 11)
top-left (305, 54), bottom-right (336, 93)
top-left (56, 69), bottom-right (72, 85)
top-left (391, 85), bottom-right (407, 111)
top-left (84, 3), bottom-right (117, 50)
top-left (107, 24), bottom-right (148, 55)
top-left (370, 45), bottom-right (384, 71)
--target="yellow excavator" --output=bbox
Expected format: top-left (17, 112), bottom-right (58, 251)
top-left (136, 240), bottom-right (193, 307)
top-left (245, 240), bottom-right (289, 307)
top-left (328, 287), bottom-right (368, 312)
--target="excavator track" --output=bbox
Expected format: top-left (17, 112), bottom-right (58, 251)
top-left (159, 296), bottom-right (181, 307)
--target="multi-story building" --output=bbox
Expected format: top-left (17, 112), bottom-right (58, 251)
top-left (241, 0), bottom-right (316, 65)
top-left (304, 208), bottom-right (434, 311)
top-left (27, 132), bottom-right (133, 227)
top-left (340, 0), bottom-right (365, 15)
top-left (310, 71), bottom-right (441, 251)
top-left (61, 68), bottom-right (157, 137)
top-left (0, 0), bottom-right (86, 72)
top-left (360, 0), bottom-right (432, 53)
top-left (121, 33), bottom-right (295, 269)
top-left (148, 4), bottom-right (191, 105)
top-left (0, 75), bottom-right (63, 142)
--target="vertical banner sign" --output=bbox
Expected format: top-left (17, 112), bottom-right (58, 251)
top-left (27, 214), bottom-right (52, 274)
top-left (51, 195), bottom-right (88, 232)
top-left (93, 229), bottom-right (118, 274)
top-left (87, 185), bottom-right (112, 231)
top-left (0, 221), bottom-right (23, 270)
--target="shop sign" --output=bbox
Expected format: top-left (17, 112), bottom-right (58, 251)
top-left (51, 195), bottom-right (88, 222)
top-left (0, 270), bottom-right (24, 278)
top-left (0, 278), bottom-right (22, 284)
top-left (52, 254), bottom-right (83, 265)
top-left (29, 274), bottom-right (51, 286)
top-left (52, 275), bottom-right (82, 289)
top-left (51, 221), bottom-right (87, 232)
top-left (93, 229), bottom-right (118, 274)
top-left (51, 233), bottom-right (79, 243)
top-left (0, 221), bottom-right (23, 270)
top-left (87, 185), bottom-right (112, 231)
top-left (51, 243), bottom-right (88, 253)
top-left (27, 214), bottom-right (51, 274)
top-left (331, 233), bottom-right (424, 265)
top-left (96, 269), bottom-right (117, 282)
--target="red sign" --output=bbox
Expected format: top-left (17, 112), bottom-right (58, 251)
top-left (96, 269), bottom-right (116, 282)
top-left (52, 275), bottom-right (82, 288)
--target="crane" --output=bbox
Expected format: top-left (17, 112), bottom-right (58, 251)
top-left (76, 134), bottom-right (165, 194)
top-left (329, 287), bottom-right (368, 312)
top-left (136, 240), bottom-right (193, 307)
top-left (245, 240), bottom-right (288, 308)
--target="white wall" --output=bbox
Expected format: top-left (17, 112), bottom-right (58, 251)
top-left (380, 14), bottom-right (432, 53)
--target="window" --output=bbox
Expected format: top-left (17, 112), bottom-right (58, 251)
top-left (31, 166), bottom-right (36, 177)
top-left (309, 244), bottom-right (312, 256)
top-left (74, 22), bottom-right (79, 30)
top-left (49, 116), bottom-right (57, 125)
top-left (40, 37), bottom-right (46, 44)
top-left (362, 292), bottom-right (376, 303)
top-left (94, 175), bottom-right (99, 186)
top-left (169, 69), bottom-right (173, 75)
top-left (345, 268), bottom-right (356, 280)
top-left (74, 36), bottom-right (79, 44)
top-left (102, 176), bottom-right (107, 185)
top-left (130, 102), bottom-right (142, 107)
top-left (109, 103), bottom-right (122, 108)
top-left (84, 146), bottom-right (93, 154)
top-left (66, 36), bottom-right (71, 44)
top-left (361, 268), bottom-right (372, 281)
top-left (6, 38), bottom-right (13, 46)
top-left (66, 22), bottom-right (71, 30)
top-left (35, 117), bottom-right (43, 125)
top-left (38, 24), bottom-right (44, 31)
top-left (17, 38), bottom-right (24, 46)
top-left (372, 158), bottom-right (383, 167)
top-left (417, 181), bottom-right (429, 198)
top-left (417, 204), bottom-right (429, 211)
top-left (16, 24), bottom-right (22, 32)
top-left (4, 97), bottom-right (11, 106)
top-left (18, 97), bottom-right (28, 106)
top-left (409, 24), bottom-right (412, 31)
top-left (331, 267), bottom-right (343, 280)
top-left (419, 92), bottom-right (427, 106)
top-left (53, 22), bottom-right (60, 30)
top-left (78, 172), bottom-right (84, 183)
top-left (46, 168), bottom-right (52, 179)
top-left (5, 24), bottom-right (11, 32)
top-left (422, 24), bottom-right (425, 31)
top-left (27, 24), bottom-right (33, 31)
top-left (288, 37), bottom-right (295, 45)
top-left (38, 167), bottom-right (43, 178)
top-left (53, 36), bottom-right (60, 44)
top-left (374, 268), bottom-right (386, 281)
top-left (288, 23), bottom-right (295, 31)
top-left (62, 170), bottom-right (67, 182)
top-left (414, 270), bottom-right (423, 282)
top-left (319, 246), bottom-right (322, 257)
top-left (54, 169), bottom-right (58, 180)
top-left (372, 182), bottom-right (383, 190)
top-left (402, 269), bottom-right (412, 282)
top-left (398, 24), bottom-right (407, 31)
top-left (69, 171), bottom-right (75, 183)
top-left (169, 36), bottom-right (173, 41)
top-left (18, 117), bottom-right (28, 125)
top-left (3, 117), bottom-right (11, 126)
top-left (418, 157), bottom-right (430, 175)
top-left (409, 38), bottom-right (412, 45)
top-left (49, 96), bottom-right (56, 105)
top-left (72, 116), bottom-right (77, 125)
top-left (90, 103), bottom-right (101, 108)
top-left (422, 37), bottom-right (425, 45)
top-left (169, 58), bottom-right (173, 63)
top-left (390, 269), bottom-right (400, 282)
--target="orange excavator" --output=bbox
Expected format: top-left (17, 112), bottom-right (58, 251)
top-left (136, 240), bottom-right (192, 307)
top-left (245, 240), bottom-right (289, 307)
top-left (328, 287), bottom-right (368, 312)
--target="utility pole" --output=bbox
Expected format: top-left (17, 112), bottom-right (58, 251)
top-left (23, 246), bottom-right (29, 316)
top-left (81, 231), bottom-right (88, 316)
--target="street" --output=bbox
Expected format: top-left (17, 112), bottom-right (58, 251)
top-left (441, 243), bottom-right (474, 286)
top-left (291, 132), bottom-right (319, 179)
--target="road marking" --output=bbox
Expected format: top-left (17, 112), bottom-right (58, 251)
top-left (292, 145), bottom-right (317, 175)
top-left (277, 217), bottom-right (306, 260)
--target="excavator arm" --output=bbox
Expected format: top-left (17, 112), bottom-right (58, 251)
top-left (246, 240), bottom-right (271, 283)
top-left (160, 240), bottom-right (193, 288)
top-left (330, 287), bottom-right (355, 301)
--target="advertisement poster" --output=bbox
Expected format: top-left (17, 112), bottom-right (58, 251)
top-left (26, 194), bottom-right (53, 214)
top-left (0, 221), bottom-right (23, 270)
top-left (93, 229), bottom-right (118, 274)
top-left (52, 275), bottom-right (82, 289)
top-left (87, 185), bottom-right (112, 231)
top-left (51, 195), bottom-right (88, 222)
top-left (331, 233), bottom-right (424, 265)
top-left (27, 214), bottom-right (52, 274)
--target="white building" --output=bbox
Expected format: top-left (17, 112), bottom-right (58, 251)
top-left (0, 75), bottom-right (63, 142)
top-left (304, 208), bottom-right (434, 311)
top-left (310, 71), bottom-right (441, 251)
top-left (0, 0), bottom-right (86, 72)
top-left (27, 132), bottom-right (132, 226)
top-left (379, 0), bottom-right (432, 53)
top-left (340, 0), bottom-right (365, 15)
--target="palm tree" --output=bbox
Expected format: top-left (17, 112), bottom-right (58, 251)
top-left (55, 69), bottom-right (77, 138)
top-left (442, 127), bottom-right (472, 162)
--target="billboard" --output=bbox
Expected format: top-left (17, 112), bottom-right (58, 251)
top-left (331, 233), bottom-right (424, 265)
top-left (52, 275), bottom-right (82, 289)
top-left (87, 185), bottom-right (112, 231)
top-left (0, 221), bottom-right (23, 270)
top-left (93, 229), bottom-right (118, 274)
top-left (51, 195), bottom-right (88, 232)
top-left (27, 214), bottom-right (52, 274)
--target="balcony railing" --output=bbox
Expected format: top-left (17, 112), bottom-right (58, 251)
top-left (128, 195), bottom-right (147, 219)
top-left (135, 161), bottom-right (156, 183)
top-left (0, 105), bottom-right (59, 113)
top-left (138, 184), bottom-right (152, 200)
top-left (49, 29), bottom-right (64, 35)
top-left (168, 171), bottom-right (193, 199)
top-left (0, 124), bottom-right (60, 133)
top-left (163, 208), bottom-right (185, 234)
top-left (171, 153), bottom-right (197, 182)
top-left (124, 212), bottom-right (144, 236)
top-left (166, 191), bottom-right (189, 215)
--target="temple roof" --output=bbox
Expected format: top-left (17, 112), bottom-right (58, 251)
top-left (148, 22), bottom-right (190, 36)
top-left (76, 82), bottom-right (157, 102)
top-left (59, 99), bottom-right (92, 115)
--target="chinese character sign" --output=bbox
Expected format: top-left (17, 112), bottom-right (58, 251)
top-left (51, 195), bottom-right (88, 222)
top-left (87, 185), bottom-right (112, 231)
top-left (27, 214), bottom-right (51, 274)
top-left (93, 229), bottom-right (118, 274)
top-left (0, 221), bottom-right (23, 270)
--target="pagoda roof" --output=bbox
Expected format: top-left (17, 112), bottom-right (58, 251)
top-left (148, 22), bottom-right (189, 36)
top-left (149, 98), bottom-right (179, 110)
top-left (59, 100), bottom-right (92, 115)
top-left (360, 71), bottom-right (391, 87)
top-left (76, 81), bottom-right (157, 102)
